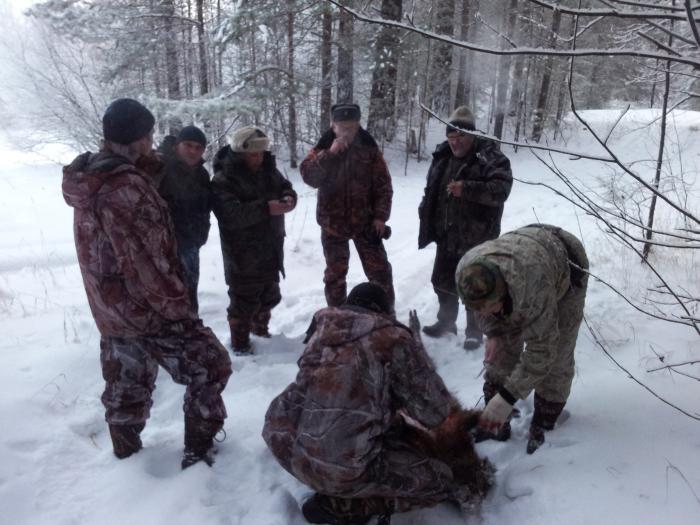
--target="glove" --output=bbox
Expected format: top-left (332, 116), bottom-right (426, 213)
top-left (479, 393), bottom-right (514, 431)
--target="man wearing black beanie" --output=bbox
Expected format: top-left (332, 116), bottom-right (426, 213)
top-left (63, 99), bottom-right (231, 469)
top-left (156, 125), bottom-right (212, 312)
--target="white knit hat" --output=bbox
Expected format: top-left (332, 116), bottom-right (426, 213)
top-left (231, 126), bottom-right (270, 153)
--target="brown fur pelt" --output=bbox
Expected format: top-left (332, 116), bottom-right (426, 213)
top-left (399, 409), bottom-right (494, 500)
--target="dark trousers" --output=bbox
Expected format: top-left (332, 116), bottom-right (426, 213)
top-left (431, 244), bottom-right (481, 338)
top-left (321, 229), bottom-right (395, 310)
top-left (100, 322), bottom-right (231, 426)
top-left (179, 245), bottom-right (201, 313)
top-left (226, 278), bottom-right (282, 323)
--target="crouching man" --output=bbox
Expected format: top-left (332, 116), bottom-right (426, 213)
top-left (62, 99), bottom-right (232, 468)
top-left (455, 224), bottom-right (589, 454)
top-left (262, 283), bottom-right (493, 525)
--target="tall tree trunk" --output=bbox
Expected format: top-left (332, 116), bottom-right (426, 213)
top-left (530, 8), bottom-right (562, 142)
top-left (337, 1), bottom-right (354, 103)
top-left (196, 0), bottom-right (209, 95)
top-left (367, 0), bottom-right (402, 142)
top-left (287, 8), bottom-right (298, 168)
top-left (161, 0), bottom-right (181, 134)
top-left (319, 4), bottom-right (333, 132)
top-left (454, 0), bottom-right (475, 108)
top-left (493, 0), bottom-right (518, 139)
top-left (643, 3), bottom-right (675, 261)
top-left (431, 0), bottom-right (456, 114)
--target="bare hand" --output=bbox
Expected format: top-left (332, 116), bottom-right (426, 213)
top-left (329, 137), bottom-right (349, 155)
top-left (372, 219), bottom-right (386, 238)
top-left (447, 180), bottom-right (464, 198)
top-left (268, 199), bottom-right (294, 215)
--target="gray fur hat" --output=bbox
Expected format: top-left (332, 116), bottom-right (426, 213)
top-left (447, 106), bottom-right (476, 134)
top-left (231, 126), bottom-right (270, 153)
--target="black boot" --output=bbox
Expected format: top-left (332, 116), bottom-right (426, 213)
top-left (526, 393), bottom-right (566, 454)
top-left (229, 318), bottom-right (253, 355)
top-left (422, 320), bottom-right (458, 338)
top-left (182, 415), bottom-right (224, 469)
top-left (302, 493), bottom-right (392, 525)
top-left (251, 310), bottom-right (272, 338)
top-left (109, 423), bottom-right (145, 459)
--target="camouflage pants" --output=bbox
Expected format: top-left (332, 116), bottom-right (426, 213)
top-left (306, 433), bottom-right (484, 515)
top-left (321, 229), bottom-right (395, 310)
top-left (100, 321), bottom-right (232, 426)
top-left (226, 278), bottom-right (282, 323)
top-left (484, 232), bottom-right (589, 403)
top-left (431, 243), bottom-right (481, 337)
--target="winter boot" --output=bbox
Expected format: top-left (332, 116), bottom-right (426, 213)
top-left (251, 310), bottom-right (272, 338)
top-left (109, 423), bottom-right (145, 459)
top-left (229, 317), bottom-right (252, 355)
top-left (526, 393), bottom-right (566, 454)
top-left (422, 320), bottom-right (458, 338)
top-left (302, 493), bottom-right (392, 525)
top-left (181, 415), bottom-right (224, 469)
top-left (463, 334), bottom-right (483, 351)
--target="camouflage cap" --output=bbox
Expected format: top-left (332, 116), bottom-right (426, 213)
top-left (456, 258), bottom-right (507, 310)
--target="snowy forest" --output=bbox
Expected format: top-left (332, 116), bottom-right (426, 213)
top-left (0, 0), bottom-right (699, 524)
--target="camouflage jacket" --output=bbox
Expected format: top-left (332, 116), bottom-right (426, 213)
top-left (211, 148), bottom-right (296, 282)
top-left (418, 139), bottom-right (512, 254)
top-left (155, 138), bottom-right (211, 250)
top-left (63, 151), bottom-right (196, 337)
top-left (262, 306), bottom-right (459, 495)
top-left (457, 225), bottom-right (577, 400)
top-left (300, 128), bottom-right (392, 237)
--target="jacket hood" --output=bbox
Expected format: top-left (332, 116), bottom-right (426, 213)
top-left (313, 306), bottom-right (400, 347)
top-left (213, 145), bottom-right (276, 176)
top-left (62, 151), bottom-right (134, 210)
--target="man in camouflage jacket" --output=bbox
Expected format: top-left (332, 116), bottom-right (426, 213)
top-left (419, 106), bottom-right (512, 350)
top-left (156, 125), bottom-right (212, 312)
top-left (263, 283), bottom-right (493, 524)
top-left (300, 103), bottom-right (395, 311)
top-left (456, 224), bottom-right (589, 454)
top-left (62, 99), bottom-right (231, 468)
top-left (212, 126), bottom-right (296, 354)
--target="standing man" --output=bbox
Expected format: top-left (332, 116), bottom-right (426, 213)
top-left (455, 224), bottom-right (589, 453)
top-left (62, 98), bottom-right (231, 468)
top-left (212, 126), bottom-right (296, 355)
top-left (418, 106), bottom-right (512, 350)
top-left (300, 103), bottom-right (395, 312)
top-left (157, 125), bottom-right (211, 312)
top-left (263, 283), bottom-right (493, 525)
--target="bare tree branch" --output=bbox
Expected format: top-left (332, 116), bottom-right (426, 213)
top-left (525, 0), bottom-right (700, 22)
top-left (324, 0), bottom-right (700, 68)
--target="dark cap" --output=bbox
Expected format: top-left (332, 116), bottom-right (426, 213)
top-left (331, 103), bottom-right (361, 122)
top-left (456, 259), bottom-right (507, 311)
top-left (176, 125), bottom-right (207, 147)
top-left (346, 282), bottom-right (391, 314)
top-left (102, 98), bottom-right (155, 145)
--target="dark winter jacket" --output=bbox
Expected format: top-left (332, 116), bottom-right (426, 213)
top-left (211, 147), bottom-right (296, 283)
top-left (62, 150), bottom-right (195, 337)
top-left (262, 306), bottom-right (459, 495)
top-left (156, 138), bottom-right (211, 250)
top-left (418, 139), bottom-right (512, 254)
top-left (300, 128), bottom-right (392, 237)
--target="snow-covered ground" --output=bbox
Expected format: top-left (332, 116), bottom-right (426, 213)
top-left (1, 112), bottom-right (699, 525)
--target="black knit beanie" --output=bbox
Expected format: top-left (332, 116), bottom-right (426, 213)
top-left (176, 125), bottom-right (207, 147)
top-left (346, 282), bottom-right (391, 314)
top-left (102, 98), bottom-right (155, 145)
